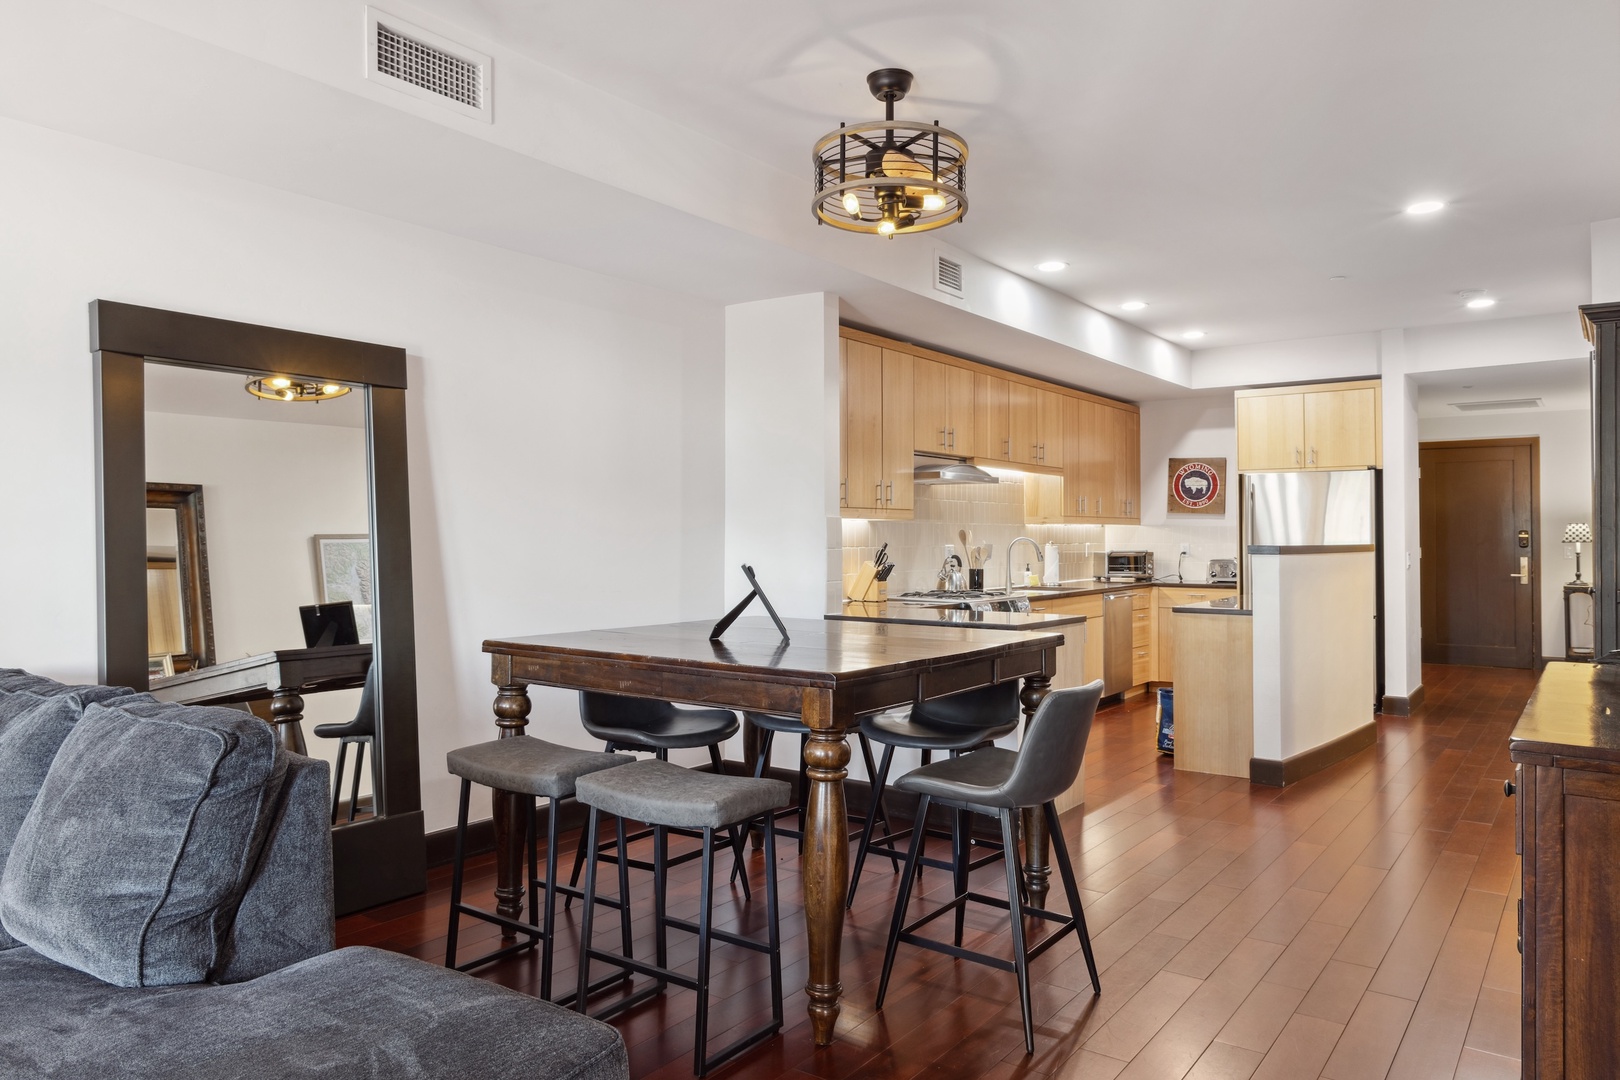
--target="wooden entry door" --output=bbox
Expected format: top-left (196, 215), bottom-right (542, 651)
top-left (1419, 440), bottom-right (1538, 667)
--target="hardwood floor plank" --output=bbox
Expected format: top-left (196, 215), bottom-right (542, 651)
top-left (1319, 990), bottom-right (1417, 1080)
top-left (1247, 1014), bottom-right (1345, 1080)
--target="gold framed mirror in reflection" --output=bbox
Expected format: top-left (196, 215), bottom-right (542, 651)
top-left (145, 482), bottom-right (213, 674)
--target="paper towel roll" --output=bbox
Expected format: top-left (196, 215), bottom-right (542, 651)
top-left (1042, 542), bottom-right (1061, 585)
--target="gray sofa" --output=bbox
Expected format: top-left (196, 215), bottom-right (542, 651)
top-left (0, 668), bottom-right (629, 1080)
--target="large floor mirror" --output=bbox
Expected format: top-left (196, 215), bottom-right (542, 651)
top-left (92, 300), bottom-right (424, 914)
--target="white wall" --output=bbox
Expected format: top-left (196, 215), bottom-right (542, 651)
top-left (723, 294), bottom-right (839, 617)
top-left (1593, 217), bottom-right (1620, 303)
top-left (1419, 410), bottom-right (1592, 659)
top-left (147, 408), bottom-right (370, 791)
top-left (0, 116), bottom-right (726, 832)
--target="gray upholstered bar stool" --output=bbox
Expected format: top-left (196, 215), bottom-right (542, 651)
top-left (443, 735), bottom-right (633, 1002)
top-left (569, 692), bottom-right (752, 902)
top-left (875, 681), bottom-right (1105, 1055)
top-left (845, 681), bottom-right (1023, 910)
top-left (574, 758), bottom-right (789, 1077)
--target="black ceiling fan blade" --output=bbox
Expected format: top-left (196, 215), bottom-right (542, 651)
top-left (845, 132), bottom-right (881, 151)
top-left (895, 131), bottom-right (930, 151)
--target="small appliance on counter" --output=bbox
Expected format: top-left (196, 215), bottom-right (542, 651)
top-left (1102, 550), bottom-right (1154, 582)
top-left (1207, 558), bottom-right (1238, 584)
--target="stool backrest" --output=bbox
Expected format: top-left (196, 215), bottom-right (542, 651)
top-left (578, 692), bottom-right (676, 738)
top-left (1000, 681), bottom-right (1103, 808)
top-left (351, 662), bottom-right (379, 736)
top-left (909, 681), bottom-right (1020, 732)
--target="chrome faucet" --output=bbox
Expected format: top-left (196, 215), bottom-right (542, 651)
top-left (1006, 536), bottom-right (1044, 593)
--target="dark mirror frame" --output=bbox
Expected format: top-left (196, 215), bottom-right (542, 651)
top-left (92, 300), bottom-right (424, 913)
top-left (1584, 302), bottom-right (1620, 662)
top-left (145, 482), bottom-right (214, 674)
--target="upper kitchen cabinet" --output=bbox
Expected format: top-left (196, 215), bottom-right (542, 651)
top-left (1108, 406), bottom-right (1141, 520)
top-left (1234, 380), bottom-right (1381, 472)
top-left (1058, 397), bottom-right (1140, 524)
top-left (1009, 383), bottom-right (1064, 470)
top-left (913, 357), bottom-right (976, 457)
top-left (974, 372), bottom-right (1012, 462)
top-left (840, 339), bottom-right (914, 518)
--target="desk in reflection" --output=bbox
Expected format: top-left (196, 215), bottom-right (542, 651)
top-left (148, 644), bottom-right (373, 754)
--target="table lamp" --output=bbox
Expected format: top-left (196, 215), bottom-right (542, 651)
top-left (1564, 522), bottom-right (1593, 584)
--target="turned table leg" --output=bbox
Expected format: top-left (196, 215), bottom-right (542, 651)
top-left (492, 682), bottom-right (532, 936)
top-left (800, 688), bottom-right (849, 1047)
top-left (1019, 674), bottom-right (1053, 908)
top-left (268, 687), bottom-right (309, 756)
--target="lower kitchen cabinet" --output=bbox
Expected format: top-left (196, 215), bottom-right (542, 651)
top-left (1509, 662), bottom-right (1620, 1079)
top-left (1154, 587), bottom-right (1221, 683)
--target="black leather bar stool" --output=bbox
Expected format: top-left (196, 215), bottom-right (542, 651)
top-left (443, 735), bottom-right (633, 1002)
top-left (845, 681), bottom-right (1023, 910)
top-left (312, 662), bottom-right (378, 823)
top-left (574, 759), bottom-right (789, 1076)
top-left (569, 692), bottom-right (752, 902)
top-left (875, 681), bottom-right (1105, 1055)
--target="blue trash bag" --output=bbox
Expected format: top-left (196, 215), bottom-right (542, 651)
top-left (1155, 687), bottom-right (1174, 755)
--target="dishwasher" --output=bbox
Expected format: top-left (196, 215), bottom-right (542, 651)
top-left (1102, 592), bottom-right (1134, 695)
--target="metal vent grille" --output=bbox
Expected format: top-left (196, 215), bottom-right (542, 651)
top-left (376, 22), bottom-right (480, 108)
top-left (1449, 398), bottom-right (1543, 412)
top-left (934, 254), bottom-right (965, 298)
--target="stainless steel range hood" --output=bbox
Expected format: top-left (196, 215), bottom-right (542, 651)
top-left (913, 455), bottom-right (1000, 485)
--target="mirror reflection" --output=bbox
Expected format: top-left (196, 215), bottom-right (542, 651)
top-left (144, 362), bottom-right (375, 821)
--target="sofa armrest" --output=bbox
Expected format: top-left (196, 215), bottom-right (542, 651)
top-left (215, 753), bottom-right (334, 983)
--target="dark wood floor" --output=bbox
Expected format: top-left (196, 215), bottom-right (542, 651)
top-left (337, 663), bottom-right (1530, 1080)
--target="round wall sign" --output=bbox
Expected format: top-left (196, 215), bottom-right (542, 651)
top-left (1171, 461), bottom-right (1220, 510)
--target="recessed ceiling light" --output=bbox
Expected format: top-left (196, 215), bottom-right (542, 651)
top-left (1328, 275), bottom-right (1347, 282)
top-left (1035, 260), bottom-right (1068, 273)
top-left (1405, 200), bottom-right (1446, 215)
top-left (1466, 296), bottom-right (1496, 310)
top-left (1182, 330), bottom-right (1206, 340)
top-left (1121, 300), bottom-right (1147, 311)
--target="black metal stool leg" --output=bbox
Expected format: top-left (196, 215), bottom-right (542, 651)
top-left (444, 778), bottom-right (471, 967)
top-left (952, 808), bottom-right (969, 947)
top-left (693, 827), bottom-right (717, 1076)
top-left (653, 824), bottom-right (669, 988)
top-left (1000, 808), bottom-right (1035, 1055)
top-left (1046, 801), bottom-right (1100, 995)
top-left (876, 795), bottom-right (932, 1008)
top-left (347, 739), bottom-right (365, 822)
top-left (329, 741), bottom-right (349, 824)
top-left (574, 807), bottom-right (602, 1012)
top-left (847, 742), bottom-right (897, 909)
top-left (541, 795), bottom-right (561, 1002)
top-left (615, 815), bottom-right (633, 961)
top-left (708, 743), bottom-right (753, 901)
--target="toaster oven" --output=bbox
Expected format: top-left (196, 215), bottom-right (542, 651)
top-left (1103, 550), bottom-right (1154, 582)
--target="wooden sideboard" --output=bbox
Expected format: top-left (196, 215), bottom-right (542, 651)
top-left (1509, 661), bottom-right (1620, 1078)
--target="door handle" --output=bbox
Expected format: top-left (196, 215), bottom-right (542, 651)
top-left (1509, 555), bottom-right (1529, 584)
top-left (939, 427), bottom-right (947, 449)
top-left (886, 481), bottom-right (893, 505)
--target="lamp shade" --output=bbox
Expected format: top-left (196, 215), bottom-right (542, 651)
top-left (1564, 523), bottom-right (1593, 544)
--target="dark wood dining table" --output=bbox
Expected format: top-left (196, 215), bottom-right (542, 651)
top-left (483, 616), bottom-right (1063, 1046)
top-left (148, 644), bottom-right (373, 754)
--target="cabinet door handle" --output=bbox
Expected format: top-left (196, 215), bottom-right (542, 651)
top-left (948, 427), bottom-right (955, 449)
top-left (939, 427), bottom-right (947, 449)
top-left (1309, 446), bottom-right (1317, 466)
top-left (876, 482), bottom-right (884, 504)
top-left (885, 481), bottom-right (893, 505)
top-left (1295, 447), bottom-right (1303, 465)
top-left (841, 479), bottom-right (847, 504)
top-left (1004, 437), bottom-right (1010, 457)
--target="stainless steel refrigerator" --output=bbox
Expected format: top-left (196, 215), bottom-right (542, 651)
top-left (1240, 468), bottom-right (1384, 703)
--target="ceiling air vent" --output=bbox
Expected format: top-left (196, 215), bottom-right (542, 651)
top-left (1449, 398), bottom-right (1543, 413)
top-left (933, 253), bottom-right (966, 299)
top-left (365, 8), bottom-right (491, 122)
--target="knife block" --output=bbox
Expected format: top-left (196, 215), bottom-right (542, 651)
top-left (846, 561), bottom-right (886, 602)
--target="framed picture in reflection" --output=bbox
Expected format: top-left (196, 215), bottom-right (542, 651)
top-left (313, 534), bottom-right (373, 644)
top-left (147, 653), bottom-right (175, 680)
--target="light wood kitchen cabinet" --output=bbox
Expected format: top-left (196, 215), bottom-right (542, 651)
top-left (1154, 588), bottom-right (1218, 683)
top-left (913, 357), bottom-right (976, 457)
top-left (1009, 384), bottom-right (1063, 469)
top-left (1235, 380), bottom-right (1381, 472)
top-left (974, 371), bottom-right (1011, 461)
top-left (1029, 595), bottom-right (1105, 696)
top-left (1061, 399), bottom-right (1140, 524)
top-left (1108, 406), bottom-right (1141, 520)
top-left (840, 340), bottom-right (913, 517)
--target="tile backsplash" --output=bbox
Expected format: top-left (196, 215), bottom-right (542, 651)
top-left (833, 477), bottom-right (1239, 598)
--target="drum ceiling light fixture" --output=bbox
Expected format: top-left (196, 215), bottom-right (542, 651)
top-left (812, 68), bottom-right (968, 238)
top-left (244, 375), bottom-right (351, 402)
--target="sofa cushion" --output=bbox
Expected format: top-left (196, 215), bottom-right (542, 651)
top-left (0, 695), bottom-right (88, 951)
top-left (0, 696), bottom-right (286, 987)
top-left (0, 944), bottom-right (630, 1079)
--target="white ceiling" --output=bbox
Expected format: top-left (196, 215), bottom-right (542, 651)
top-left (1411, 357), bottom-right (1591, 418)
top-left (146, 363), bottom-right (365, 428)
top-left (410, 0), bottom-right (1620, 349)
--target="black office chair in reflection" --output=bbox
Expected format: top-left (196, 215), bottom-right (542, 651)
top-left (314, 662), bottom-right (378, 823)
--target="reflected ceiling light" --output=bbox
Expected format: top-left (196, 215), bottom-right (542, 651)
top-left (1120, 300), bottom-right (1148, 311)
top-left (1404, 199), bottom-right (1446, 215)
top-left (1181, 330), bottom-right (1206, 340)
top-left (1465, 296), bottom-right (1497, 310)
top-left (812, 68), bottom-right (968, 239)
top-left (1036, 260), bottom-right (1068, 272)
top-left (245, 375), bottom-right (352, 403)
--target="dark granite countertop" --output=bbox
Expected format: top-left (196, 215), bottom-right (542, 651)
top-left (829, 602), bottom-right (1087, 631)
top-left (1247, 545), bottom-right (1376, 556)
top-left (999, 579), bottom-right (1238, 600)
top-left (1172, 597), bottom-right (1252, 616)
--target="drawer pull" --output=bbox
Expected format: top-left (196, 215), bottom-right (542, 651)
top-left (1504, 780), bottom-right (1515, 797)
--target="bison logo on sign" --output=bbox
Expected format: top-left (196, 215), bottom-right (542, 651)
top-left (1168, 458), bottom-right (1226, 514)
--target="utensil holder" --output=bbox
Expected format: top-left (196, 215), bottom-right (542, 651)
top-left (967, 569), bottom-right (985, 591)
